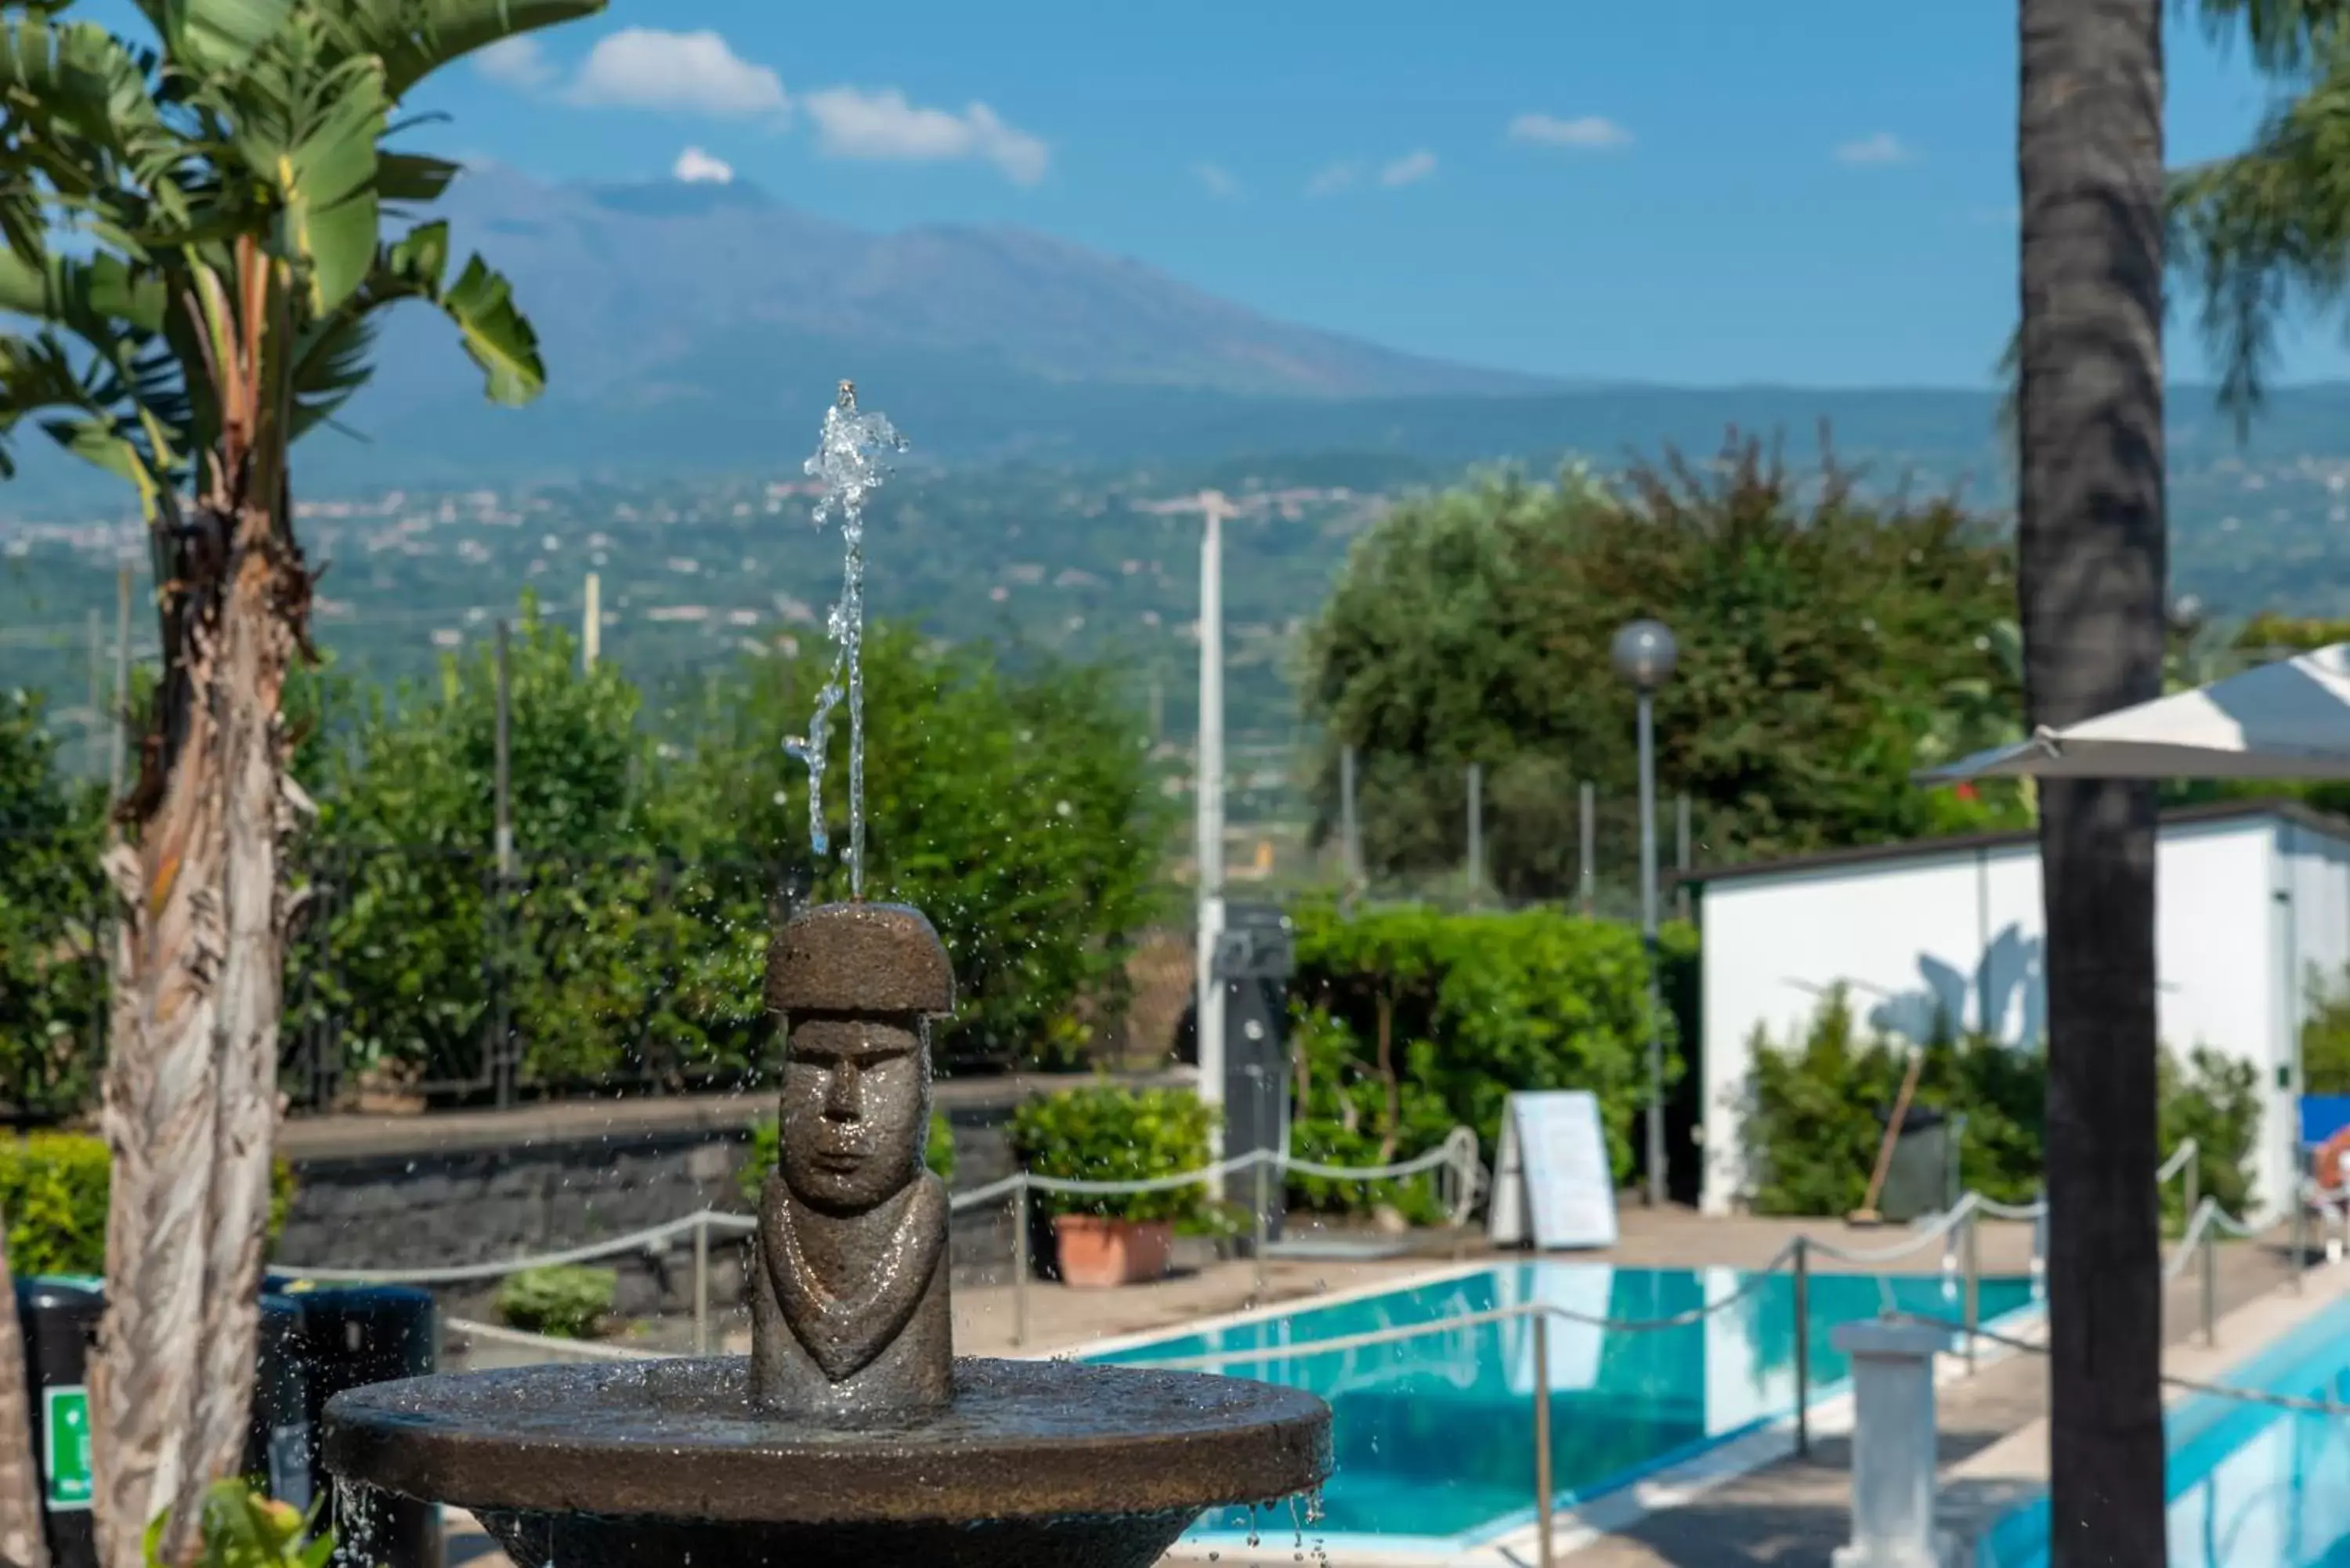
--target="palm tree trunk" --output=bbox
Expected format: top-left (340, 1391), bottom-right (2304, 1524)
top-left (184, 538), bottom-right (303, 1518)
top-left (0, 1209), bottom-right (52, 1568)
top-left (91, 671), bottom-right (225, 1568)
top-left (2016, 3), bottom-right (2170, 1566)
top-left (91, 492), bottom-right (305, 1568)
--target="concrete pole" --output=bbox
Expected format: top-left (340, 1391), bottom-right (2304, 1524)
top-left (1340, 742), bottom-right (1362, 888)
top-left (583, 572), bottom-right (601, 670)
top-left (1195, 491), bottom-right (1229, 1152)
top-left (494, 620), bottom-right (515, 877)
top-left (1466, 761), bottom-right (1484, 908)
top-left (1639, 694), bottom-right (1665, 1208)
top-left (107, 565), bottom-right (131, 800)
top-left (1578, 781), bottom-right (1596, 917)
top-left (1831, 1320), bottom-right (1954, 1568)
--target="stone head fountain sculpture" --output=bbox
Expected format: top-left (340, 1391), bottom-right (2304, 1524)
top-left (320, 900), bottom-right (1332, 1568)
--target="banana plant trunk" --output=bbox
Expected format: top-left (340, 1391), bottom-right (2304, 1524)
top-left (2016, 2), bottom-right (2170, 1566)
top-left (0, 1208), bottom-right (52, 1568)
top-left (90, 493), bottom-right (302, 1568)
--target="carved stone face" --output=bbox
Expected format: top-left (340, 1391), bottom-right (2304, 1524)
top-left (779, 1016), bottom-right (927, 1214)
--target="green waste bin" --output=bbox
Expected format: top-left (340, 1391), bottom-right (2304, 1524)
top-left (16, 1277), bottom-right (102, 1568)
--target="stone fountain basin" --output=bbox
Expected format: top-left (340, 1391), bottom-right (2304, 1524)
top-left (322, 1354), bottom-right (1332, 1568)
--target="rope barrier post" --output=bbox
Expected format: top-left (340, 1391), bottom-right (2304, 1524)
top-left (2293, 1188), bottom-right (2309, 1294)
top-left (2200, 1212), bottom-right (2219, 1348)
top-left (1532, 1312), bottom-right (1555, 1568)
top-left (1793, 1236), bottom-right (1812, 1460)
top-left (692, 1213), bottom-right (710, 1357)
top-left (1012, 1176), bottom-right (1032, 1349)
top-left (1252, 1152), bottom-right (1271, 1304)
top-left (1961, 1207), bottom-right (1980, 1375)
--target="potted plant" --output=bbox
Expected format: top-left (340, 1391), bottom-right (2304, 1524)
top-left (1008, 1084), bottom-right (1213, 1288)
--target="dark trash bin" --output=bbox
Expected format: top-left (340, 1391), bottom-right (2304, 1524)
top-left (269, 1279), bottom-right (441, 1568)
top-left (16, 1277), bottom-right (102, 1568)
top-left (247, 1294), bottom-right (312, 1516)
top-left (1877, 1105), bottom-right (1962, 1224)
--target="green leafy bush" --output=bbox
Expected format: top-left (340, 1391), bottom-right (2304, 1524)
top-left (148, 1479), bottom-right (331, 1568)
top-left (739, 1108), bottom-right (956, 1204)
top-left (1008, 1085), bottom-right (1213, 1224)
top-left (1745, 991), bottom-right (2261, 1221)
top-left (2302, 960), bottom-right (2350, 1095)
top-left (0, 1134), bottom-right (295, 1277)
top-left (495, 1264), bottom-right (616, 1339)
top-left (1284, 901), bottom-right (1692, 1216)
top-left (0, 689), bottom-right (107, 1122)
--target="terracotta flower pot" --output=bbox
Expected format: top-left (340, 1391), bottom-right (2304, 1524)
top-left (1050, 1215), bottom-right (1174, 1288)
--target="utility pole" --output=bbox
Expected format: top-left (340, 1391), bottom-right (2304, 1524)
top-left (1195, 490), bottom-right (1230, 1153)
top-left (494, 620), bottom-right (515, 876)
top-left (1466, 762), bottom-right (1484, 908)
top-left (583, 572), bottom-right (601, 670)
top-left (1578, 782), bottom-right (1596, 917)
top-left (108, 565), bottom-right (131, 800)
top-left (1339, 743), bottom-right (1362, 890)
top-left (83, 609), bottom-right (102, 777)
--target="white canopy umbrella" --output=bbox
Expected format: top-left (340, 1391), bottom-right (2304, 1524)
top-left (1921, 642), bottom-right (2350, 782)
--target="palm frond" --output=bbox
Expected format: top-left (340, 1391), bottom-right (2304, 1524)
top-left (320, 0), bottom-right (604, 100)
top-left (2166, 45), bottom-right (2350, 432)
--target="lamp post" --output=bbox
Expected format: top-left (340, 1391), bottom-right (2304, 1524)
top-left (1196, 491), bottom-right (1231, 1154)
top-left (1612, 619), bottom-right (1679, 1209)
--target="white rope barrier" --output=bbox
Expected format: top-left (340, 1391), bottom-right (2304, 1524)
top-left (444, 1317), bottom-right (670, 1362)
top-left (275, 1133), bottom-right (1484, 1287)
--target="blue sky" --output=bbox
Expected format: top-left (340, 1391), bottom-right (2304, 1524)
top-left (379, 2), bottom-right (2347, 388)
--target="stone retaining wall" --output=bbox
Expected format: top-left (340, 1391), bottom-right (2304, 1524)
top-left (271, 1071), bottom-right (1194, 1320)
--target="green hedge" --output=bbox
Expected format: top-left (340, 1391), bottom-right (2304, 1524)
top-left (1745, 989), bottom-right (2261, 1223)
top-left (0, 1133), bottom-right (296, 1277)
top-left (1007, 1084), bottom-right (1214, 1225)
top-left (1285, 901), bottom-right (1694, 1216)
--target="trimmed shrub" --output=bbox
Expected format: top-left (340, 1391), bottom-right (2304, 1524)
top-left (1285, 900), bottom-right (1694, 1216)
top-left (495, 1264), bottom-right (616, 1339)
top-left (0, 1134), bottom-right (295, 1278)
top-left (1007, 1084), bottom-right (1214, 1225)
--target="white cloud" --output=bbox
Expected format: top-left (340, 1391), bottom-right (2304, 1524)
top-left (475, 37), bottom-right (555, 89)
top-left (568, 28), bottom-right (787, 117)
top-left (1835, 131), bottom-right (1914, 166)
top-left (1507, 113), bottom-right (1632, 150)
top-left (673, 146), bottom-right (736, 184)
top-left (1380, 150), bottom-right (1438, 187)
top-left (1193, 162), bottom-right (1241, 197)
top-left (801, 87), bottom-right (1049, 184)
top-left (1305, 161), bottom-right (1360, 197)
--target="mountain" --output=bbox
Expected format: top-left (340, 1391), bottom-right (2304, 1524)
top-left (405, 165), bottom-right (1560, 403)
top-left (7, 164), bottom-right (2345, 509)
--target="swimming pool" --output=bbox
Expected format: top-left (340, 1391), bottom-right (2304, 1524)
top-left (1980, 1293), bottom-right (2350, 1568)
top-left (1087, 1261), bottom-right (2039, 1549)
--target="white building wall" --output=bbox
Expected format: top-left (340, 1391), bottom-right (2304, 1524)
top-left (1700, 815), bottom-right (2298, 1220)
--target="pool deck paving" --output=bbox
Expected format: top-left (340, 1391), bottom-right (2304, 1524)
top-left (431, 1206), bottom-right (2232, 1568)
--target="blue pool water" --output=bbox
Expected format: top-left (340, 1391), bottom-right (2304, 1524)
top-left (1087, 1262), bottom-right (2037, 1545)
top-left (1983, 1295), bottom-right (2350, 1568)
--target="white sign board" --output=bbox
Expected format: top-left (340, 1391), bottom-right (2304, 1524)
top-left (1487, 1090), bottom-right (1618, 1250)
